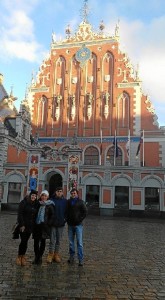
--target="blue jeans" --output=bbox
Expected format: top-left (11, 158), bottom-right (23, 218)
top-left (49, 226), bottom-right (64, 253)
top-left (68, 224), bottom-right (83, 262)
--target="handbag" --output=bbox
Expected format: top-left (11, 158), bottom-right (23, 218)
top-left (12, 222), bottom-right (20, 239)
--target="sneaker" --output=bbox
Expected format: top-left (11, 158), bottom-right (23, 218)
top-left (78, 261), bottom-right (83, 266)
top-left (47, 253), bottom-right (53, 263)
top-left (67, 257), bottom-right (74, 264)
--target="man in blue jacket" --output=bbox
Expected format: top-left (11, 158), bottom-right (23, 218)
top-left (47, 187), bottom-right (67, 263)
top-left (66, 188), bottom-right (87, 266)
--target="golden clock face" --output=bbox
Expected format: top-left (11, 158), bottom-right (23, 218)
top-left (75, 46), bottom-right (91, 64)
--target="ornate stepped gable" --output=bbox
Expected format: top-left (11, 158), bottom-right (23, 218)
top-left (0, 0), bottom-right (160, 136)
top-left (29, 13), bottom-right (158, 134)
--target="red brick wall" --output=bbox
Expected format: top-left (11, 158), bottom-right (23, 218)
top-left (7, 146), bottom-right (27, 163)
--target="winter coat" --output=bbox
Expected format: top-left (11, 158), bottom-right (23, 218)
top-left (66, 197), bottom-right (87, 226)
top-left (50, 196), bottom-right (67, 227)
top-left (33, 200), bottom-right (55, 239)
top-left (17, 197), bottom-right (39, 233)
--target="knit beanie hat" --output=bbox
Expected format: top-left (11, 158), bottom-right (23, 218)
top-left (40, 190), bottom-right (49, 197)
top-left (30, 190), bottom-right (38, 196)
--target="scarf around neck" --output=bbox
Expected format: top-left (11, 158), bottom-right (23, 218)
top-left (36, 200), bottom-right (54, 224)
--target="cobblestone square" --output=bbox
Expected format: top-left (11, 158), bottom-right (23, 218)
top-left (1, 212), bottom-right (165, 299)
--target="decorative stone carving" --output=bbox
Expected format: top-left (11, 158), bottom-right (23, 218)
top-left (153, 114), bottom-right (159, 127)
top-left (52, 32), bottom-right (56, 43)
top-left (104, 75), bottom-right (110, 82)
top-left (56, 78), bottom-right (62, 85)
top-left (87, 93), bottom-right (93, 120)
top-left (145, 95), bottom-right (151, 104)
top-left (74, 22), bottom-right (97, 41)
top-left (115, 21), bottom-right (120, 37)
top-left (87, 76), bottom-right (93, 83)
top-left (72, 77), bottom-right (77, 84)
top-left (55, 95), bottom-right (62, 121)
top-left (71, 95), bottom-right (76, 120)
top-left (104, 170), bottom-right (110, 183)
top-left (104, 92), bottom-right (110, 119)
top-left (147, 105), bottom-right (155, 114)
top-left (133, 170), bottom-right (141, 183)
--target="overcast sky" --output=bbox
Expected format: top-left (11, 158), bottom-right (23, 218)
top-left (0, 0), bottom-right (165, 126)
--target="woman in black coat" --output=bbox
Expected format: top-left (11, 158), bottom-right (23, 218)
top-left (16, 190), bottom-right (39, 266)
top-left (32, 190), bottom-right (55, 265)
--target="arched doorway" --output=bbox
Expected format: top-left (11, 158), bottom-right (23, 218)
top-left (49, 174), bottom-right (63, 197)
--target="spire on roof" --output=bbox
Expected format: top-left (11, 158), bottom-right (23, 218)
top-left (10, 85), bottom-right (13, 97)
top-left (80, 0), bottom-right (90, 23)
top-left (115, 19), bottom-right (120, 37)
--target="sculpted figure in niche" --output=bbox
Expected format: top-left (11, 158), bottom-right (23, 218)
top-left (105, 92), bottom-right (110, 104)
top-left (88, 93), bottom-right (93, 104)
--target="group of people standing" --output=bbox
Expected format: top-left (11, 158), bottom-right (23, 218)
top-left (16, 187), bottom-right (87, 267)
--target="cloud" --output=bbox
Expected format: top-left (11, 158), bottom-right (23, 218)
top-left (0, 1), bottom-right (44, 62)
top-left (116, 15), bottom-right (165, 125)
top-left (2, 40), bottom-right (43, 62)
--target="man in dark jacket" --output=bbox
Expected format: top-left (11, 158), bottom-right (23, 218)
top-left (66, 188), bottom-right (87, 266)
top-left (47, 187), bottom-right (67, 263)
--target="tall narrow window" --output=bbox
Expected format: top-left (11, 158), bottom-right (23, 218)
top-left (106, 146), bottom-right (122, 166)
top-left (117, 92), bottom-right (130, 129)
top-left (84, 146), bottom-right (99, 165)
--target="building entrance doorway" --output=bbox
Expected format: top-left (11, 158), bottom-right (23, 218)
top-left (115, 186), bottom-right (129, 209)
top-left (49, 174), bottom-right (62, 197)
top-left (85, 185), bottom-right (100, 214)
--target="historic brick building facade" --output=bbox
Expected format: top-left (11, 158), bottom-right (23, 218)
top-left (1, 2), bottom-right (165, 215)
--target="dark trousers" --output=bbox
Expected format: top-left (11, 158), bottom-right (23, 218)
top-left (18, 232), bottom-right (31, 255)
top-left (34, 238), bottom-right (46, 258)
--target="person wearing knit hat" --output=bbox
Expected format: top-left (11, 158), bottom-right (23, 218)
top-left (16, 190), bottom-right (39, 266)
top-left (40, 190), bottom-right (49, 197)
top-left (30, 190), bottom-right (38, 196)
top-left (32, 190), bottom-right (55, 265)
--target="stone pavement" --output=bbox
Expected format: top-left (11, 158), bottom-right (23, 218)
top-left (1, 212), bottom-right (165, 300)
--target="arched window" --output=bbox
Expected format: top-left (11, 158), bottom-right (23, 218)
top-left (84, 146), bottom-right (99, 165)
top-left (106, 146), bottom-right (122, 166)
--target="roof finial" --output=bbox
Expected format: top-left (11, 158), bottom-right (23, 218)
top-left (80, 0), bottom-right (90, 23)
top-left (10, 85), bottom-right (13, 97)
top-left (115, 19), bottom-right (120, 37)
